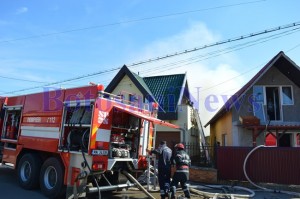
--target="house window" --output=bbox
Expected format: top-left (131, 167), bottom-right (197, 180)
top-left (265, 87), bottom-right (281, 121)
top-left (282, 86), bottom-right (293, 105)
top-left (116, 94), bottom-right (124, 102)
top-left (129, 94), bottom-right (135, 102)
top-left (129, 94), bottom-right (138, 105)
top-left (253, 86), bottom-right (265, 122)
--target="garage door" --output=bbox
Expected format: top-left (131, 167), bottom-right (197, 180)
top-left (155, 131), bottom-right (180, 148)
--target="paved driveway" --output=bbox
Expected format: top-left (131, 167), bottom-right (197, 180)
top-left (1, 164), bottom-right (299, 199)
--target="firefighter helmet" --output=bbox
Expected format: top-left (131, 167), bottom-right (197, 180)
top-left (175, 143), bottom-right (184, 149)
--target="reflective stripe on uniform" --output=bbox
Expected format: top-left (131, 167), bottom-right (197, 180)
top-left (175, 170), bottom-right (189, 173)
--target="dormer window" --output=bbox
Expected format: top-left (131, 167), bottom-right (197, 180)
top-left (282, 86), bottom-right (293, 105)
top-left (266, 87), bottom-right (280, 121)
top-left (253, 85), bottom-right (294, 121)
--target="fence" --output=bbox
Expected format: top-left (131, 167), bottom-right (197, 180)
top-left (216, 146), bottom-right (300, 185)
top-left (177, 142), bottom-right (214, 167)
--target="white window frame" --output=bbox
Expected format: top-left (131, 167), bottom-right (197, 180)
top-left (262, 85), bottom-right (294, 106)
top-left (294, 133), bottom-right (300, 147)
top-left (281, 85), bottom-right (294, 105)
top-left (262, 85), bottom-right (283, 121)
top-left (254, 85), bottom-right (294, 121)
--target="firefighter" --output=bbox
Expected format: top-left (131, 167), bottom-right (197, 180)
top-left (170, 143), bottom-right (191, 199)
top-left (150, 141), bottom-right (172, 199)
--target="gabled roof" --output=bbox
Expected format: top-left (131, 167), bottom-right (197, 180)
top-left (105, 65), bottom-right (189, 119)
top-left (144, 73), bottom-right (186, 108)
top-left (105, 65), bottom-right (155, 102)
top-left (204, 51), bottom-right (300, 127)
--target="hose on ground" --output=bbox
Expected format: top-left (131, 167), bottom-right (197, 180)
top-left (243, 145), bottom-right (300, 197)
top-left (189, 185), bottom-right (255, 198)
top-left (122, 170), bottom-right (156, 199)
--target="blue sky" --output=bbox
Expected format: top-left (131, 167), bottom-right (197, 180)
top-left (1, 0), bottom-right (300, 125)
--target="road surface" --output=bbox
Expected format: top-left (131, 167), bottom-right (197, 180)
top-left (1, 164), bottom-right (299, 199)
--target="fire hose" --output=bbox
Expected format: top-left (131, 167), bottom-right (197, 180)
top-left (189, 185), bottom-right (255, 198)
top-left (122, 170), bottom-right (156, 199)
top-left (243, 145), bottom-right (300, 197)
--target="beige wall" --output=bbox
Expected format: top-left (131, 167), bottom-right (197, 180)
top-left (111, 75), bottom-right (144, 104)
top-left (210, 111), bottom-right (232, 146)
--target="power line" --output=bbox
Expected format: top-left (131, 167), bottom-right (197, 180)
top-left (2, 20), bottom-right (299, 95)
top-left (129, 21), bottom-right (300, 67)
top-left (287, 43), bottom-right (300, 52)
top-left (195, 42), bottom-right (300, 100)
top-left (3, 25), bottom-right (297, 86)
top-left (0, 75), bottom-right (47, 83)
top-left (2, 67), bottom-right (121, 94)
top-left (197, 40), bottom-right (300, 101)
top-left (141, 27), bottom-right (300, 76)
top-left (0, 0), bottom-right (265, 44)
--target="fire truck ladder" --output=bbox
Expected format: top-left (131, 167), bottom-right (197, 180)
top-left (192, 107), bottom-right (210, 164)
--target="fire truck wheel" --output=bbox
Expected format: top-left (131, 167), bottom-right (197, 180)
top-left (17, 153), bottom-right (42, 190)
top-left (40, 157), bottom-right (65, 199)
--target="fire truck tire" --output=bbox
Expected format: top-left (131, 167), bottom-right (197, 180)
top-left (40, 157), bottom-right (66, 199)
top-left (17, 153), bottom-right (42, 190)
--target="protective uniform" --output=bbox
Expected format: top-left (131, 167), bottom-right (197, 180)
top-left (170, 143), bottom-right (191, 199)
top-left (151, 141), bottom-right (172, 199)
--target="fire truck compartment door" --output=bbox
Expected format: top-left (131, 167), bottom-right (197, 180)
top-left (113, 104), bottom-right (180, 129)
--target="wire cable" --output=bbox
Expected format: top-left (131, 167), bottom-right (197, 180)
top-left (142, 27), bottom-right (300, 77)
top-left (0, 75), bottom-right (47, 83)
top-left (2, 21), bottom-right (300, 95)
top-left (0, 0), bottom-right (266, 45)
top-left (128, 21), bottom-right (300, 68)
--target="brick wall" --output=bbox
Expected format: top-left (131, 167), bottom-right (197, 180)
top-left (171, 166), bottom-right (217, 184)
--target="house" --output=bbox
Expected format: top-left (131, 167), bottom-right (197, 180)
top-left (105, 65), bottom-right (203, 149)
top-left (204, 51), bottom-right (300, 147)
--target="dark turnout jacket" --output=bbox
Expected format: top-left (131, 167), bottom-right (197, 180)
top-left (172, 149), bottom-right (191, 171)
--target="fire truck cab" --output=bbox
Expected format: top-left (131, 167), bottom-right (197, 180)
top-left (0, 85), bottom-right (179, 199)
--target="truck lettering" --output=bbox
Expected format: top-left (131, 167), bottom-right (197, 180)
top-left (46, 117), bottom-right (56, 123)
top-left (27, 117), bottom-right (42, 123)
top-left (98, 111), bottom-right (109, 124)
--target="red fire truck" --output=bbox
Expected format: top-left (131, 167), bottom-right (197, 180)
top-left (0, 85), bottom-right (179, 198)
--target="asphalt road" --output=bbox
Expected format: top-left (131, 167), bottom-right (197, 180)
top-left (0, 164), bottom-right (46, 199)
top-left (1, 163), bottom-right (299, 199)
top-left (0, 164), bottom-right (159, 199)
